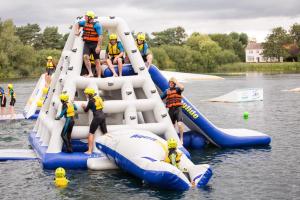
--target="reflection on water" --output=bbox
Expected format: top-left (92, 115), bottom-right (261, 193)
top-left (0, 74), bottom-right (300, 199)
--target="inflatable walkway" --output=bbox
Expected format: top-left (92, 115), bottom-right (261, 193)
top-left (27, 16), bottom-right (212, 190)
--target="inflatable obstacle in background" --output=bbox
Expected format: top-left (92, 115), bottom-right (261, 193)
top-left (208, 88), bottom-right (263, 102)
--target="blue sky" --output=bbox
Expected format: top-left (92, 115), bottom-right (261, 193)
top-left (1, 0), bottom-right (300, 42)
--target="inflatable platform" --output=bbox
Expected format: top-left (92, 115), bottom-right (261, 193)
top-left (208, 88), bottom-right (263, 102)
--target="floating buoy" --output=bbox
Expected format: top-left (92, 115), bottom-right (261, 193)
top-left (54, 167), bottom-right (69, 188)
top-left (243, 112), bottom-right (249, 120)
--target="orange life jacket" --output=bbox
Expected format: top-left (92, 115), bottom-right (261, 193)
top-left (166, 88), bottom-right (182, 108)
top-left (82, 22), bottom-right (99, 42)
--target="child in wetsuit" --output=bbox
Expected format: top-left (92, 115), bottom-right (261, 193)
top-left (55, 93), bottom-right (77, 153)
top-left (7, 84), bottom-right (16, 118)
top-left (81, 87), bottom-right (107, 154)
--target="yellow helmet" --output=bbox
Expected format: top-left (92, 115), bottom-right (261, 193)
top-left (84, 87), bottom-right (95, 95)
top-left (167, 138), bottom-right (177, 149)
top-left (55, 167), bottom-right (66, 178)
top-left (8, 84), bottom-right (13, 89)
top-left (42, 87), bottom-right (49, 95)
top-left (47, 56), bottom-right (53, 60)
top-left (86, 11), bottom-right (95, 19)
top-left (109, 33), bottom-right (117, 40)
top-left (137, 33), bottom-right (146, 41)
top-left (59, 93), bottom-right (69, 102)
top-left (36, 100), bottom-right (43, 107)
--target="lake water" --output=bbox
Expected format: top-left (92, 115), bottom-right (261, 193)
top-left (0, 74), bottom-right (299, 200)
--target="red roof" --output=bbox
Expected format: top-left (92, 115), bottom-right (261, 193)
top-left (246, 42), bottom-right (262, 50)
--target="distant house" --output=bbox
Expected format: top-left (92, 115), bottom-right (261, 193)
top-left (245, 40), bottom-right (283, 63)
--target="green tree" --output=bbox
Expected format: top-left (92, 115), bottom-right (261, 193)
top-left (209, 34), bottom-right (234, 50)
top-left (262, 27), bottom-right (291, 60)
top-left (16, 23), bottom-right (41, 47)
top-left (41, 27), bottom-right (63, 49)
top-left (151, 26), bottom-right (187, 46)
top-left (151, 47), bottom-right (174, 69)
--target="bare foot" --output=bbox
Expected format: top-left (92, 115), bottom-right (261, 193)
top-left (88, 73), bottom-right (94, 77)
top-left (84, 151), bottom-right (92, 155)
top-left (113, 73), bottom-right (118, 77)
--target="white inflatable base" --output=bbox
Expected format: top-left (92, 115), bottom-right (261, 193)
top-left (0, 114), bottom-right (25, 121)
top-left (161, 70), bottom-right (223, 82)
top-left (0, 149), bottom-right (37, 160)
top-left (208, 88), bottom-right (263, 102)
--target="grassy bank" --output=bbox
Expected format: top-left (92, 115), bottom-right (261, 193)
top-left (215, 62), bottom-right (300, 73)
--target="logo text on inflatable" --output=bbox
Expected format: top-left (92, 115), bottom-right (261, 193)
top-left (182, 102), bottom-right (199, 119)
top-left (130, 134), bottom-right (157, 141)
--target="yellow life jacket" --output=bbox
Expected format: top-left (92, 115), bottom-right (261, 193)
top-left (90, 54), bottom-right (95, 65)
top-left (165, 150), bottom-right (182, 167)
top-left (108, 42), bottom-right (120, 56)
top-left (66, 103), bottom-right (75, 117)
top-left (136, 42), bottom-right (144, 53)
top-left (93, 96), bottom-right (104, 110)
top-left (47, 61), bottom-right (55, 69)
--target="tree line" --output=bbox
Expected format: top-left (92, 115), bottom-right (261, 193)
top-left (1, 18), bottom-right (299, 78)
top-left (262, 24), bottom-right (300, 62)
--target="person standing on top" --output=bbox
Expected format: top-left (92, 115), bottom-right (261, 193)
top-left (7, 84), bottom-right (16, 118)
top-left (0, 87), bottom-right (6, 115)
top-left (45, 56), bottom-right (56, 87)
top-left (161, 77), bottom-right (184, 143)
top-left (106, 33), bottom-right (124, 77)
top-left (81, 88), bottom-right (107, 154)
top-left (136, 33), bottom-right (153, 68)
top-left (75, 11), bottom-right (103, 78)
top-left (55, 93), bottom-right (77, 153)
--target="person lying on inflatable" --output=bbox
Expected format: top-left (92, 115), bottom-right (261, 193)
top-left (165, 138), bottom-right (182, 168)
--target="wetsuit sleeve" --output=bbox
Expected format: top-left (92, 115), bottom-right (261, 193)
top-left (73, 104), bottom-right (78, 111)
top-left (93, 22), bottom-right (103, 36)
top-left (84, 100), bottom-right (92, 112)
top-left (160, 90), bottom-right (167, 99)
top-left (118, 42), bottom-right (124, 52)
top-left (78, 20), bottom-right (86, 27)
top-left (57, 105), bottom-right (67, 119)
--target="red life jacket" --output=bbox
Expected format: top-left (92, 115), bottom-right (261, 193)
top-left (82, 22), bottom-right (99, 42)
top-left (166, 88), bottom-right (182, 108)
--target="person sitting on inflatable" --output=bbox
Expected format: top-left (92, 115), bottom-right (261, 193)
top-left (165, 138), bottom-right (182, 168)
top-left (7, 84), bottom-right (16, 118)
top-left (136, 33), bottom-right (153, 68)
top-left (55, 93), bottom-right (77, 153)
top-left (106, 33), bottom-right (124, 77)
top-left (161, 77), bottom-right (184, 143)
top-left (81, 88), bottom-right (107, 154)
top-left (45, 56), bottom-right (56, 87)
top-left (0, 87), bottom-right (6, 115)
top-left (75, 11), bottom-right (103, 78)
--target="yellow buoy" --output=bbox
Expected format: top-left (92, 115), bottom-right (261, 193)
top-left (54, 167), bottom-right (69, 188)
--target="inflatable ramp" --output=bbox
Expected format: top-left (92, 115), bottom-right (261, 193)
top-left (208, 88), bottom-right (263, 102)
top-left (148, 66), bottom-right (271, 148)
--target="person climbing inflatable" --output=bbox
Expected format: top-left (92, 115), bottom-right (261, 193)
top-left (161, 77), bottom-right (185, 143)
top-left (55, 93), bottom-right (77, 153)
top-left (45, 56), bottom-right (56, 87)
top-left (81, 87), bottom-right (107, 154)
top-left (165, 138), bottom-right (182, 168)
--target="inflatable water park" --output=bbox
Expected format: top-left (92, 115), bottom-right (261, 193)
top-left (0, 16), bottom-right (271, 191)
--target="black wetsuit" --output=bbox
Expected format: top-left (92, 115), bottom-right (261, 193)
top-left (84, 97), bottom-right (107, 134)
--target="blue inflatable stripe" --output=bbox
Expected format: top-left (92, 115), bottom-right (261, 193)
top-left (29, 132), bottom-right (102, 170)
top-left (96, 142), bottom-right (190, 190)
